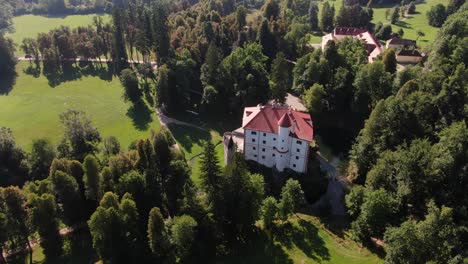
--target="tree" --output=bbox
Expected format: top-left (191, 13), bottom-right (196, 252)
top-left (391, 6), bottom-right (400, 24)
top-left (119, 69), bottom-right (142, 103)
top-left (58, 109), bottom-right (101, 161)
top-left (171, 215), bottom-right (197, 259)
top-left (384, 202), bottom-right (461, 264)
top-left (0, 202), bottom-right (7, 264)
top-left (152, 1), bottom-right (170, 63)
top-left (0, 127), bottom-right (28, 187)
top-left (302, 83), bottom-right (326, 114)
top-left (260, 196), bottom-right (278, 228)
top-left (263, 0), bottom-right (280, 20)
top-left (200, 42), bottom-right (222, 90)
top-left (345, 185), bottom-right (365, 219)
top-left (350, 188), bottom-right (397, 241)
top-left (236, 5), bottom-right (247, 31)
top-left (415, 30), bottom-right (425, 41)
top-left (270, 52), bottom-right (289, 104)
top-left (407, 1), bottom-right (416, 14)
top-left (2, 187), bottom-right (33, 264)
top-left (29, 138), bottom-right (56, 181)
top-left (51, 171), bottom-right (82, 222)
top-left (320, 2), bottom-right (335, 32)
top-left (102, 136), bottom-right (120, 157)
top-left (257, 19), bottom-right (277, 63)
top-left (29, 194), bottom-right (63, 259)
top-left (0, 1), bottom-right (13, 31)
top-left (147, 207), bottom-right (172, 258)
top-left (375, 24), bottom-right (393, 40)
top-left (0, 35), bottom-right (16, 79)
top-left (199, 141), bottom-right (222, 203)
top-left (427, 4), bottom-right (447, 27)
top-left (353, 61), bottom-right (394, 113)
top-left (83, 155), bottom-right (101, 203)
top-left (278, 179), bottom-right (305, 221)
top-left (117, 170), bottom-right (146, 209)
top-left (308, 1), bottom-right (319, 31)
top-left (382, 49), bottom-right (397, 74)
top-left (155, 64), bottom-right (170, 110)
top-left (447, 0), bottom-right (464, 14)
top-left (112, 8), bottom-right (129, 73)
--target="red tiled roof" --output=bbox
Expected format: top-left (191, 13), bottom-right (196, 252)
top-left (278, 113), bottom-right (291, 127)
top-left (334, 27), bottom-right (367, 35)
top-left (243, 106), bottom-right (314, 142)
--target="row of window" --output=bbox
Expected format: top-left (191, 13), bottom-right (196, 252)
top-left (252, 146), bottom-right (302, 154)
top-left (251, 154), bottom-right (299, 169)
top-left (250, 131), bottom-right (303, 145)
top-left (252, 152), bottom-right (301, 160)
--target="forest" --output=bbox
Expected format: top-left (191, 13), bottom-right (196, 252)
top-left (0, 0), bottom-right (467, 263)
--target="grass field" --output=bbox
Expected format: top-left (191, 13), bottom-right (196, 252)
top-left (6, 14), bottom-right (111, 52)
top-left (309, 0), bottom-right (442, 48)
top-left (0, 61), bottom-right (160, 151)
top-left (218, 214), bottom-right (382, 264)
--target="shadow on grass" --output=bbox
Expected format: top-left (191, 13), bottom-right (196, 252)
top-left (43, 61), bottom-right (113, 87)
top-left (126, 100), bottom-right (154, 131)
top-left (168, 111), bottom-right (242, 136)
top-left (218, 229), bottom-right (294, 264)
top-left (395, 20), bottom-right (412, 29)
top-left (275, 219), bottom-right (330, 262)
top-left (0, 72), bottom-right (17, 95)
top-left (166, 123), bottom-right (210, 156)
top-left (24, 63), bottom-right (41, 78)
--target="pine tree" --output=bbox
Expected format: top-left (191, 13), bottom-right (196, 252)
top-left (152, 1), bottom-right (170, 64)
top-left (308, 1), bottom-right (319, 31)
top-left (147, 207), bottom-right (172, 258)
top-left (382, 49), bottom-right (397, 74)
top-left (391, 6), bottom-right (400, 24)
top-left (112, 8), bottom-right (129, 73)
top-left (320, 2), bottom-right (335, 32)
top-left (199, 141), bottom-right (222, 198)
top-left (270, 52), bottom-right (289, 104)
top-left (257, 19), bottom-right (277, 64)
top-left (83, 155), bottom-right (101, 203)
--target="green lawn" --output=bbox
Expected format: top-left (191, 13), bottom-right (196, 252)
top-left (371, 0), bottom-right (444, 48)
top-left (0, 61), bottom-right (160, 151)
top-left (166, 123), bottom-right (224, 185)
top-left (309, 0), bottom-right (442, 48)
top-left (6, 14), bottom-right (110, 53)
top-left (218, 214), bottom-right (382, 264)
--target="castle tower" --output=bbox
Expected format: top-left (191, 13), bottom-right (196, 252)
top-left (275, 113), bottom-right (291, 172)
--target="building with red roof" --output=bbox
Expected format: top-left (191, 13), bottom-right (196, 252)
top-left (322, 27), bottom-right (383, 63)
top-left (224, 105), bottom-right (314, 173)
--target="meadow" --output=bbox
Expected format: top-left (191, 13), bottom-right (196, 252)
top-left (309, 0), bottom-right (443, 48)
top-left (6, 14), bottom-right (111, 53)
top-left (0, 61), bottom-right (160, 151)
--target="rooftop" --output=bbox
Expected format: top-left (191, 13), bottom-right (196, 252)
top-left (242, 105), bottom-right (314, 142)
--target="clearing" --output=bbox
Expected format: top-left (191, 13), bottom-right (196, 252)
top-left (309, 0), bottom-right (443, 48)
top-left (0, 61), bottom-right (160, 151)
top-left (6, 14), bottom-right (111, 53)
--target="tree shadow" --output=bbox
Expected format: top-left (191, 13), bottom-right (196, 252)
top-left (319, 215), bottom-right (350, 239)
top-left (275, 219), bottom-right (330, 262)
top-left (395, 20), bottom-right (412, 29)
top-left (166, 123), bottom-right (211, 156)
top-left (0, 73), bottom-right (17, 95)
top-left (24, 63), bottom-right (41, 78)
top-left (126, 100), bottom-right (154, 131)
top-left (218, 229), bottom-right (294, 264)
top-left (43, 61), bottom-right (113, 87)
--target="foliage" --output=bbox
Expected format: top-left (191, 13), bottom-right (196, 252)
top-left (320, 2), bottom-right (335, 32)
top-left (83, 154), bottom-right (101, 202)
top-left (427, 4), bottom-right (447, 27)
top-left (0, 35), bottom-right (16, 78)
top-left (58, 109), bottom-right (102, 161)
top-left (147, 207), bottom-right (172, 259)
top-left (119, 69), bottom-right (142, 103)
top-left (260, 196), bottom-right (278, 228)
top-left (29, 138), bottom-right (56, 181)
top-left (270, 52), bottom-right (289, 104)
top-left (278, 179), bottom-right (305, 221)
top-left (0, 127), bottom-right (28, 186)
top-left (170, 215), bottom-right (198, 259)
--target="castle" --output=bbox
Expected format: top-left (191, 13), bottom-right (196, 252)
top-left (224, 105), bottom-right (314, 173)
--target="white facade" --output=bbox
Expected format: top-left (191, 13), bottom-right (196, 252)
top-left (244, 128), bottom-right (309, 173)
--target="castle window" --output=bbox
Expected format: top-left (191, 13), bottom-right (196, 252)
top-left (263, 140), bottom-right (266, 144)
top-left (263, 133), bottom-right (266, 137)
top-left (296, 148), bottom-right (300, 152)
top-left (252, 138), bottom-right (256, 143)
top-left (273, 138), bottom-right (276, 141)
top-left (254, 154), bottom-right (257, 158)
top-left (253, 146), bottom-right (256, 150)
top-left (251, 131), bottom-right (257, 135)
top-left (262, 148), bottom-right (265, 152)
top-left (297, 140), bottom-right (302, 145)
top-left (293, 164), bottom-right (296, 168)
top-left (272, 153), bottom-right (276, 157)
top-left (262, 156), bottom-right (265, 159)
top-left (296, 156), bottom-right (299, 160)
